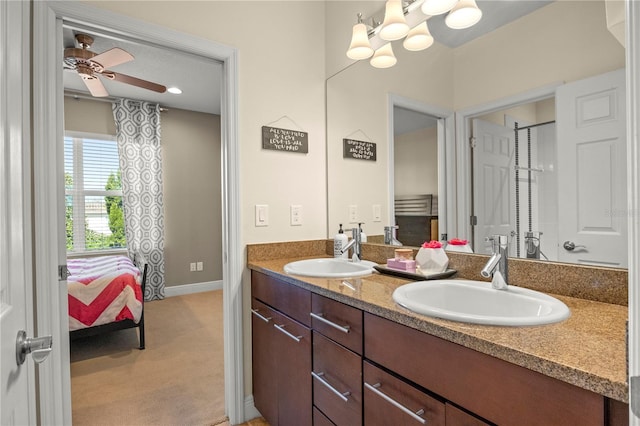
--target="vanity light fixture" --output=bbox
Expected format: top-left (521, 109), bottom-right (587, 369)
top-left (445, 0), bottom-right (483, 29)
top-left (167, 86), bottom-right (182, 94)
top-left (403, 21), bottom-right (434, 51)
top-left (347, 13), bottom-right (375, 60)
top-left (346, 0), bottom-right (482, 68)
top-left (379, 0), bottom-right (410, 41)
top-left (370, 43), bottom-right (397, 68)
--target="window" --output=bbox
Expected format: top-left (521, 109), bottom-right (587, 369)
top-left (64, 133), bottom-right (126, 252)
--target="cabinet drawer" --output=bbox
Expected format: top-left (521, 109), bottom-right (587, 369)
top-left (312, 332), bottom-right (362, 426)
top-left (364, 313), bottom-right (604, 425)
top-left (251, 270), bottom-right (311, 326)
top-left (445, 403), bottom-right (491, 426)
top-left (364, 361), bottom-right (445, 426)
top-left (313, 407), bottom-right (336, 426)
top-left (311, 293), bottom-right (363, 354)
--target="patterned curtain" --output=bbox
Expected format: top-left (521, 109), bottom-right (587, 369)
top-left (112, 99), bottom-right (165, 301)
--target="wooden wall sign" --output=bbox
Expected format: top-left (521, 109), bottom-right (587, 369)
top-left (262, 126), bottom-right (308, 153)
top-left (343, 138), bottom-right (376, 161)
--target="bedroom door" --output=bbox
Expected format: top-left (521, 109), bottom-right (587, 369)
top-left (1, 1), bottom-right (38, 423)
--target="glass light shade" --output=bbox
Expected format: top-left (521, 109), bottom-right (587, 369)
top-left (403, 21), bottom-right (434, 51)
top-left (370, 43), bottom-right (397, 68)
top-left (379, 0), bottom-right (410, 41)
top-left (346, 23), bottom-right (374, 60)
top-left (445, 0), bottom-right (482, 29)
top-left (421, 0), bottom-right (458, 16)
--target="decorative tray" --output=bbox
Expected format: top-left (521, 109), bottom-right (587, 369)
top-left (373, 265), bottom-right (457, 281)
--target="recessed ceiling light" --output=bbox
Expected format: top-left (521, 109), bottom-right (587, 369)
top-left (167, 87), bottom-right (182, 95)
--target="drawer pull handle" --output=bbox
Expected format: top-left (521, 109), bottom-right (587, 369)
top-left (251, 309), bottom-right (271, 323)
top-left (310, 312), bottom-right (350, 334)
top-left (273, 324), bottom-right (302, 343)
top-left (365, 382), bottom-right (426, 424)
top-left (311, 371), bottom-right (350, 402)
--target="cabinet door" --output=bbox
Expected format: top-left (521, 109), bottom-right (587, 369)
top-left (273, 309), bottom-right (312, 426)
top-left (251, 299), bottom-right (279, 426)
top-left (312, 332), bottom-right (362, 426)
top-left (252, 270), bottom-right (311, 326)
top-left (313, 407), bottom-right (336, 426)
top-left (363, 362), bottom-right (445, 426)
top-left (311, 293), bottom-right (363, 354)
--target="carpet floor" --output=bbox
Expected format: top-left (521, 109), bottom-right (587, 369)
top-left (70, 290), bottom-right (226, 426)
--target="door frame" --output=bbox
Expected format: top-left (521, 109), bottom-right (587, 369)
top-left (32, 2), bottom-right (243, 425)
top-left (387, 94), bottom-right (455, 240)
top-left (454, 83), bottom-right (560, 242)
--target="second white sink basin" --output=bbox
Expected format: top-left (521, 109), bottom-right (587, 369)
top-left (392, 279), bottom-right (570, 326)
top-left (284, 258), bottom-right (376, 278)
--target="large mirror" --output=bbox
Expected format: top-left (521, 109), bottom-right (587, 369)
top-left (326, 0), bottom-right (626, 268)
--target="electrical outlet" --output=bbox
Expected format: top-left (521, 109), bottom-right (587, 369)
top-left (349, 205), bottom-right (358, 223)
top-left (190, 262), bottom-right (196, 272)
top-left (196, 261), bottom-right (203, 271)
top-left (290, 205), bottom-right (302, 226)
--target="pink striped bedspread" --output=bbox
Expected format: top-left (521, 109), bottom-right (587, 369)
top-left (67, 255), bottom-right (143, 331)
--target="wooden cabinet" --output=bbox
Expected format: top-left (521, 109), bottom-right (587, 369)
top-left (364, 312), bottom-right (604, 426)
top-left (445, 404), bottom-right (491, 426)
top-left (363, 361), bottom-right (445, 426)
top-left (251, 272), bottom-right (312, 426)
top-left (311, 293), bottom-right (363, 354)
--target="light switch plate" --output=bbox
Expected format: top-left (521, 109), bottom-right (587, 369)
top-left (373, 204), bottom-right (381, 222)
top-left (255, 204), bottom-right (269, 227)
top-left (190, 262), bottom-right (196, 272)
top-left (349, 205), bottom-right (358, 223)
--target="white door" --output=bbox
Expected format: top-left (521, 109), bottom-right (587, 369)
top-left (556, 69), bottom-right (627, 267)
top-left (472, 119), bottom-right (516, 254)
top-left (1, 1), bottom-right (37, 424)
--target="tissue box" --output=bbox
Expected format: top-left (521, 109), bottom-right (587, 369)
top-left (387, 258), bottom-right (416, 272)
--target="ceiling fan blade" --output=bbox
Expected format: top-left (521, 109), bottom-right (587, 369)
top-left (104, 71), bottom-right (167, 93)
top-left (82, 76), bottom-right (109, 97)
top-left (91, 47), bottom-right (134, 70)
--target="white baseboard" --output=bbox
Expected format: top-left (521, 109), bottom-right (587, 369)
top-left (244, 395), bottom-right (261, 422)
top-left (164, 280), bottom-right (223, 297)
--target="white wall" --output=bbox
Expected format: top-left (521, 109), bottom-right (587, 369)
top-left (394, 126), bottom-right (438, 196)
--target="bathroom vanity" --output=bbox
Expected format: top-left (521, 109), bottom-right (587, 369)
top-left (248, 247), bottom-right (628, 426)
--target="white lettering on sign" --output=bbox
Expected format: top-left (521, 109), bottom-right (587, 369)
top-left (343, 138), bottom-right (376, 161)
top-left (262, 126), bottom-right (309, 153)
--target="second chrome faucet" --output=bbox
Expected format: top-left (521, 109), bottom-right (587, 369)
top-left (480, 234), bottom-right (509, 290)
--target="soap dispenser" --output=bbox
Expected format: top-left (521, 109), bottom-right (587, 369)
top-left (359, 223), bottom-right (367, 243)
top-left (334, 224), bottom-right (349, 259)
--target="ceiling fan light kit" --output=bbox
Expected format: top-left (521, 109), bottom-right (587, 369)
top-left (346, 0), bottom-right (482, 68)
top-left (63, 33), bottom-right (167, 98)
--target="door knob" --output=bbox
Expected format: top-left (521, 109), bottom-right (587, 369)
top-left (16, 330), bottom-right (52, 366)
top-left (563, 241), bottom-right (586, 251)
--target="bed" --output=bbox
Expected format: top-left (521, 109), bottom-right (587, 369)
top-left (67, 253), bottom-right (147, 349)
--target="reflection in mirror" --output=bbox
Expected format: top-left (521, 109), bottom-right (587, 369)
top-left (393, 106), bottom-right (439, 246)
top-left (326, 0), bottom-right (626, 269)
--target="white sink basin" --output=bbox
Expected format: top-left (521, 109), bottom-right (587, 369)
top-left (284, 258), bottom-right (376, 278)
top-left (392, 279), bottom-right (570, 326)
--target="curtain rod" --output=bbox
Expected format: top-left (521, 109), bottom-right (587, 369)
top-left (64, 90), bottom-right (168, 111)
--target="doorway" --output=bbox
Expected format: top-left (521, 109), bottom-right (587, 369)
top-left (32, 3), bottom-right (243, 425)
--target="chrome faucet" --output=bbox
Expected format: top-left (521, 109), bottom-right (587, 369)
top-left (480, 234), bottom-right (509, 290)
top-left (341, 227), bottom-right (362, 262)
top-left (384, 225), bottom-right (403, 246)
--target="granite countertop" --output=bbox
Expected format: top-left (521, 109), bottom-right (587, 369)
top-left (248, 256), bottom-right (628, 403)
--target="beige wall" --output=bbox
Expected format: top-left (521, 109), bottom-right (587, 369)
top-left (63, 97), bottom-right (222, 286)
top-left (162, 108), bottom-right (222, 286)
top-left (394, 126), bottom-right (438, 197)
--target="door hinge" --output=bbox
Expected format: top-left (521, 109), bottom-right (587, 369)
top-left (470, 215), bottom-right (478, 226)
top-left (58, 264), bottom-right (69, 281)
top-left (469, 137), bottom-right (477, 148)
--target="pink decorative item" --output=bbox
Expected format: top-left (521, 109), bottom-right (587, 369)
top-left (386, 258), bottom-right (417, 272)
top-left (445, 238), bottom-right (473, 253)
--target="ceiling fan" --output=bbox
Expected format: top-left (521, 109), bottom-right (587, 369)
top-left (63, 33), bottom-right (167, 97)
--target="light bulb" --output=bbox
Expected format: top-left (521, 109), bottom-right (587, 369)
top-left (403, 21), bottom-right (434, 51)
top-left (370, 43), bottom-right (397, 68)
top-left (421, 0), bottom-right (458, 16)
top-left (379, 0), bottom-right (409, 41)
top-left (346, 22), bottom-right (374, 60)
top-left (445, 0), bottom-right (482, 29)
